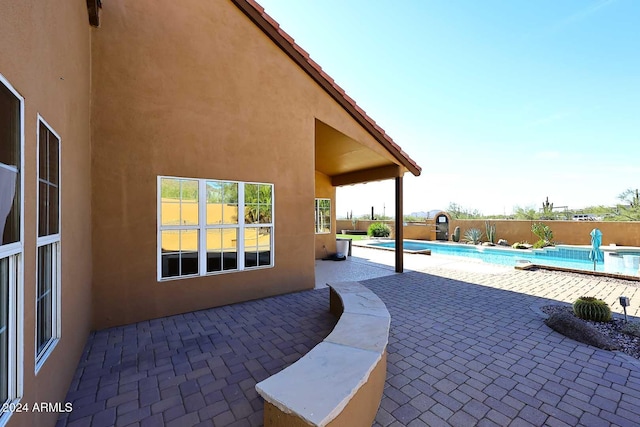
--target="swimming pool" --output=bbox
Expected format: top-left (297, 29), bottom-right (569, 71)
top-left (366, 240), bottom-right (640, 277)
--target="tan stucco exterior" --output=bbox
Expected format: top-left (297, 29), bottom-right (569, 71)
top-left (89, 0), bottom-right (411, 329)
top-left (0, 1), bottom-right (420, 425)
top-left (0, 1), bottom-right (93, 426)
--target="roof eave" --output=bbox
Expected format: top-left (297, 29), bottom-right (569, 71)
top-left (231, 0), bottom-right (422, 177)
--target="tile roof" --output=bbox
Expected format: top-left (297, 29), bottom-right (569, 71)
top-left (232, 0), bottom-right (422, 176)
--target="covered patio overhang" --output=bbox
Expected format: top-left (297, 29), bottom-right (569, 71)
top-left (315, 119), bottom-right (420, 273)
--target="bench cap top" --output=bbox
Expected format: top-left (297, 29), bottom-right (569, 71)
top-left (256, 341), bottom-right (381, 426)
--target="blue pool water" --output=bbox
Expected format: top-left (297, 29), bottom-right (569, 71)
top-left (367, 241), bottom-right (640, 276)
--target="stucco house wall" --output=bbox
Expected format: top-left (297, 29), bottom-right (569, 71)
top-left (0, 1), bottom-right (93, 426)
top-left (90, 0), bottom-right (405, 329)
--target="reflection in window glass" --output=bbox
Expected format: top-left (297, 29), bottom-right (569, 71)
top-left (257, 227), bottom-right (271, 266)
top-left (244, 226), bottom-right (271, 268)
top-left (36, 245), bottom-right (53, 355)
top-left (244, 228), bottom-right (258, 268)
top-left (207, 181), bottom-right (239, 225)
top-left (244, 183), bottom-right (272, 224)
top-left (0, 81), bottom-right (20, 246)
top-left (207, 229), bottom-right (237, 272)
top-left (180, 180), bottom-right (198, 226)
top-left (159, 178), bottom-right (272, 279)
top-left (315, 199), bottom-right (331, 234)
top-left (179, 230), bottom-right (198, 276)
top-left (160, 230), bottom-right (199, 278)
top-left (160, 178), bottom-right (198, 226)
top-left (38, 122), bottom-right (60, 238)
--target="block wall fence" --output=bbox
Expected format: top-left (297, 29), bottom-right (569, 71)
top-left (336, 219), bottom-right (640, 247)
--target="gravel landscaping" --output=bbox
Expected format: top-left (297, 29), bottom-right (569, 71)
top-left (541, 304), bottom-right (640, 360)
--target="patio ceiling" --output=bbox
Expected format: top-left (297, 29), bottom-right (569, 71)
top-left (315, 120), bottom-right (405, 186)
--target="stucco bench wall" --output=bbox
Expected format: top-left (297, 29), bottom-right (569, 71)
top-left (256, 281), bottom-right (390, 427)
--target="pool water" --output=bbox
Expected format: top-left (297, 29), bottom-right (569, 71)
top-left (367, 241), bottom-right (640, 277)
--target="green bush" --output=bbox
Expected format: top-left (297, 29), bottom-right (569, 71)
top-left (368, 222), bottom-right (391, 237)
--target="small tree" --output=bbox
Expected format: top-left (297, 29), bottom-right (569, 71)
top-left (446, 202), bottom-right (482, 219)
top-left (615, 189), bottom-right (640, 221)
top-left (514, 205), bottom-right (540, 220)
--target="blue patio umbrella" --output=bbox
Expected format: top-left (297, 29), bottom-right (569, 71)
top-left (589, 228), bottom-right (604, 271)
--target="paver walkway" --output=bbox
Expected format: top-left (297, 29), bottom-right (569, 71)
top-left (56, 290), bottom-right (337, 427)
top-left (366, 270), bottom-right (640, 427)
top-left (58, 248), bottom-right (640, 426)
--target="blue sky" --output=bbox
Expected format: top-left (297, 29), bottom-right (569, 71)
top-left (257, 0), bottom-right (640, 216)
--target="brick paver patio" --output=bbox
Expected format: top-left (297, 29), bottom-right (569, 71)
top-left (58, 248), bottom-right (640, 426)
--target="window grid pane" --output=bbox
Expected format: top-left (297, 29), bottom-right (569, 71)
top-left (1, 81), bottom-right (21, 246)
top-left (38, 181), bottom-right (48, 237)
top-left (180, 180), bottom-right (199, 226)
top-left (222, 228), bottom-right (238, 270)
top-left (37, 123), bottom-right (60, 238)
top-left (36, 245), bottom-right (54, 356)
top-left (315, 199), bottom-right (331, 234)
top-left (159, 178), bottom-right (272, 279)
top-left (0, 82), bottom-right (20, 168)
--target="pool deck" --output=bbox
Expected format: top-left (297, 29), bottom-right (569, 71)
top-left (57, 247), bottom-right (640, 426)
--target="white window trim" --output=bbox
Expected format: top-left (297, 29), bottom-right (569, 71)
top-left (34, 115), bottom-right (61, 373)
top-left (0, 72), bottom-right (25, 426)
top-left (157, 176), bottom-right (275, 281)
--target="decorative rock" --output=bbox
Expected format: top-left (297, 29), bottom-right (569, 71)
top-left (498, 239), bottom-right (509, 246)
top-left (545, 312), bottom-right (619, 350)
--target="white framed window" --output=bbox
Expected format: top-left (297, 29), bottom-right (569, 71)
top-left (158, 177), bottom-right (274, 280)
top-left (0, 73), bottom-right (24, 425)
top-left (35, 117), bottom-right (60, 372)
top-left (314, 199), bottom-right (331, 234)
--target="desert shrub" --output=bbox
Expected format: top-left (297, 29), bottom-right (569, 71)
top-left (533, 240), bottom-right (548, 249)
top-left (368, 222), bottom-right (391, 237)
top-left (573, 296), bottom-right (612, 323)
top-left (464, 228), bottom-right (483, 244)
top-left (621, 321), bottom-right (640, 337)
top-left (532, 222), bottom-right (554, 248)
